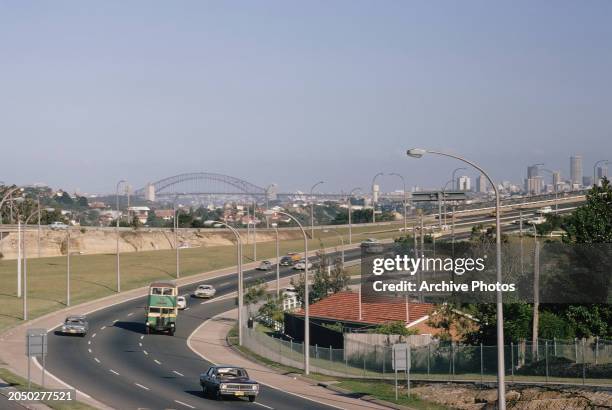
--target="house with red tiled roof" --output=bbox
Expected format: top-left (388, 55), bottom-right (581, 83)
top-left (284, 291), bottom-right (472, 347)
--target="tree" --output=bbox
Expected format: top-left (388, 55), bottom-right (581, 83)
top-left (465, 303), bottom-right (533, 344)
top-left (427, 303), bottom-right (474, 342)
top-left (244, 279), bottom-right (267, 315)
top-left (290, 250), bottom-right (349, 307)
top-left (370, 321), bottom-right (418, 336)
top-left (563, 177), bottom-right (612, 243)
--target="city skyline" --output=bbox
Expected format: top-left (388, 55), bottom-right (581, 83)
top-left (1, 1), bottom-right (611, 193)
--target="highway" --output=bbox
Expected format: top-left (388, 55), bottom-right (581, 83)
top-left (41, 204), bottom-right (576, 410)
top-left (44, 248), bottom-right (362, 410)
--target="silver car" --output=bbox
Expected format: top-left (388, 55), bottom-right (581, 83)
top-left (61, 315), bottom-right (89, 336)
top-left (194, 284), bottom-right (216, 298)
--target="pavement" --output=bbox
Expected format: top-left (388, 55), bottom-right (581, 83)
top-left (188, 308), bottom-right (388, 410)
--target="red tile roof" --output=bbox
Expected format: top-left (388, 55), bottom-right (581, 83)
top-left (294, 291), bottom-right (434, 326)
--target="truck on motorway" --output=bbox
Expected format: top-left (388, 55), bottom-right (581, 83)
top-left (145, 281), bottom-right (178, 335)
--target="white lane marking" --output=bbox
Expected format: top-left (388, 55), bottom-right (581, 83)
top-left (135, 383), bottom-right (150, 391)
top-left (174, 400), bottom-right (195, 409)
top-left (100, 326), bottom-right (106, 330)
top-left (154, 359), bottom-right (161, 365)
top-left (172, 370), bottom-right (184, 376)
top-left (87, 341), bottom-right (91, 345)
top-left (139, 342), bottom-right (142, 347)
top-left (113, 319), bottom-right (118, 323)
top-left (143, 350), bottom-right (148, 355)
top-left (87, 348), bottom-right (92, 353)
top-left (184, 307), bottom-right (190, 310)
top-left (127, 312), bottom-right (133, 317)
top-left (140, 335), bottom-right (144, 340)
top-left (109, 369), bottom-right (120, 375)
top-left (254, 403), bottom-right (274, 410)
top-left (94, 357), bottom-right (100, 363)
top-left (91, 333), bottom-right (96, 338)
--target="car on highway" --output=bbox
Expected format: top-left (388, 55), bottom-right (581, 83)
top-left (177, 295), bottom-right (187, 310)
top-left (256, 260), bottom-right (273, 271)
top-left (293, 258), bottom-right (313, 270)
top-left (279, 252), bottom-right (301, 266)
top-left (60, 315), bottom-right (88, 336)
top-left (200, 365), bottom-right (259, 402)
top-left (49, 221), bottom-right (69, 230)
top-left (360, 238), bottom-right (384, 253)
top-left (194, 284), bottom-right (216, 298)
top-left (537, 206), bottom-right (553, 215)
top-left (527, 216), bottom-right (547, 225)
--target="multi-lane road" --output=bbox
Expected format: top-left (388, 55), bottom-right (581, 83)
top-left (42, 203), bottom-right (577, 410)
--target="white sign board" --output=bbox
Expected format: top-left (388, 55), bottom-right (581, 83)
top-left (392, 343), bottom-right (410, 371)
top-left (26, 328), bottom-right (47, 357)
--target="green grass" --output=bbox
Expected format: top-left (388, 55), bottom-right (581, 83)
top-left (0, 223), bottom-right (402, 332)
top-left (0, 368), bottom-right (96, 410)
top-left (336, 379), bottom-right (447, 410)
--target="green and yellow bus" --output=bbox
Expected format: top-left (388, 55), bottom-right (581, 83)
top-left (145, 281), bottom-right (178, 335)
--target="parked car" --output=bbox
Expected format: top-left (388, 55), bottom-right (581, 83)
top-left (293, 258), bottom-right (313, 270)
top-left (177, 296), bottom-right (187, 310)
top-left (50, 221), bottom-right (68, 230)
top-left (200, 365), bottom-right (259, 402)
top-left (256, 260), bottom-right (273, 271)
top-left (194, 284), bottom-right (216, 298)
top-left (60, 315), bottom-right (88, 336)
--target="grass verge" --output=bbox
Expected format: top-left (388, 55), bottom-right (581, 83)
top-left (0, 367), bottom-right (96, 410)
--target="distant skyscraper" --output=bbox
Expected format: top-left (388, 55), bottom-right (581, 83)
top-left (552, 171), bottom-right (561, 189)
top-left (527, 165), bottom-right (540, 179)
top-left (476, 174), bottom-right (487, 193)
top-left (526, 177), bottom-right (543, 195)
top-left (570, 155), bottom-right (583, 187)
top-left (145, 183), bottom-right (155, 202)
top-left (457, 175), bottom-right (471, 191)
top-left (596, 166), bottom-right (608, 186)
top-left (583, 176), bottom-right (593, 187)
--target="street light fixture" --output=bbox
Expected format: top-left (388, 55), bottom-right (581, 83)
top-left (21, 204), bottom-right (41, 321)
top-left (347, 187), bottom-right (362, 244)
top-left (214, 221), bottom-right (244, 346)
top-left (264, 209), bottom-right (311, 374)
top-left (310, 181), bottom-right (324, 239)
top-left (407, 148), bottom-right (506, 410)
top-left (271, 223), bottom-right (280, 297)
top-left (388, 173), bottom-right (407, 234)
top-left (115, 179), bottom-right (128, 293)
top-left (371, 172), bottom-right (384, 224)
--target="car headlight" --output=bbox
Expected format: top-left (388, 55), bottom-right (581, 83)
top-left (220, 384), bottom-right (227, 390)
top-left (252, 385), bottom-right (259, 391)
top-left (62, 326), bottom-right (67, 331)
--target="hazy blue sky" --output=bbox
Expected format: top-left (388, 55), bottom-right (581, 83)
top-left (1, 1), bottom-right (611, 194)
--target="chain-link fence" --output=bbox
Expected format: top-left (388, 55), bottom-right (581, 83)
top-left (242, 326), bottom-right (612, 385)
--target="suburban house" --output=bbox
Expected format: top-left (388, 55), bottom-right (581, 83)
top-left (285, 291), bottom-right (472, 348)
top-left (154, 209), bottom-right (174, 221)
top-left (127, 206), bottom-right (150, 224)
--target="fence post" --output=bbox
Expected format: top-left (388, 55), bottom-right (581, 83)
top-left (553, 337), bottom-right (557, 357)
top-left (448, 344), bottom-right (452, 382)
top-left (382, 346), bottom-right (385, 378)
top-left (510, 342), bottom-right (514, 383)
top-left (480, 343), bottom-right (483, 385)
top-left (427, 344), bottom-right (430, 378)
top-left (582, 338), bottom-right (586, 385)
top-left (315, 344), bottom-right (318, 359)
top-left (363, 355), bottom-right (366, 377)
top-left (595, 337), bottom-right (599, 365)
top-left (329, 345), bottom-right (332, 362)
top-left (345, 347), bottom-right (349, 377)
top-left (545, 340), bottom-right (549, 384)
top-left (575, 338), bottom-right (578, 363)
top-left (290, 339), bottom-right (293, 356)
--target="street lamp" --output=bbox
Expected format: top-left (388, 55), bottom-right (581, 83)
top-left (347, 187), bottom-right (362, 244)
top-left (115, 179), bottom-right (128, 293)
top-left (21, 204), bottom-right (41, 321)
top-left (388, 173), bottom-right (407, 234)
top-left (593, 160), bottom-right (610, 187)
top-left (407, 148), bottom-right (506, 410)
top-left (272, 223), bottom-right (280, 297)
top-left (322, 229), bottom-right (344, 266)
top-left (310, 181), bottom-right (324, 239)
top-left (371, 172), bottom-right (384, 224)
top-left (214, 221), bottom-right (244, 346)
top-left (0, 186), bottom-right (25, 224)
top-left (264, 209), bottom-right (310, 374)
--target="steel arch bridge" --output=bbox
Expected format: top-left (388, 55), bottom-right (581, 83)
top-left (134, 172), bottom-right (267, 197)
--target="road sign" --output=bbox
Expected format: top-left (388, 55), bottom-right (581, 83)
top-left (26, 328), bottom-right (47, 357)
top-left (411, 191), bottom-right (466, 202)
top-left (392, 343), bottom-right (410, 371)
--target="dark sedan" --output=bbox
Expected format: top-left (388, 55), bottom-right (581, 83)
top-left (200, 365), bottom-right (259, 402)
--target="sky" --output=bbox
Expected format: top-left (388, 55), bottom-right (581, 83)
top-left (1, 1), bottom-right (611, 194)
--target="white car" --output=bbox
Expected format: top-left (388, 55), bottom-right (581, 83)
top-left (527, 217), bottom-right (547, 225)
top-left (49, 221), bottom-right (68, 230)
top-left (537, 206), bottom-right (553, 215)
top-left (177, 296), bottom-right (187, 310)
top-left (293, 259), bottom-right (313, 270)
top-left (194, 284), bottom-right (216, 298)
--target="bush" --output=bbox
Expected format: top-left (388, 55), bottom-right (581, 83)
top-left (539, 310), bottom-right (575, 340)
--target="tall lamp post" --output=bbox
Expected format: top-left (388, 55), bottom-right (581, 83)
top-left (115, 179), bottom-right (128, 293)
top-left (389, 173), bottom-right (407, 234)
top-left (272, 223), bottom-right (280, 297)
top-left (310, 181), bottom-right (324, 239)
top-left (371, 172), bottom-right (384, 224)
top-left (214, 221), bottom-right (244, 345)
top-left (323, 229), bottom-right (344, 266)
top-left (21, 204), bottom-right (41, 321)
top-left (265, 209), bottom-right (310, 374)
top-left (347, 187), bottom-right (362, 244)
top-left (407, 148), bottom-right (506, 410)
top-left (593, 160), bottom-right (610, 187)
top-left (173, 198), bottom-right (181, 279)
